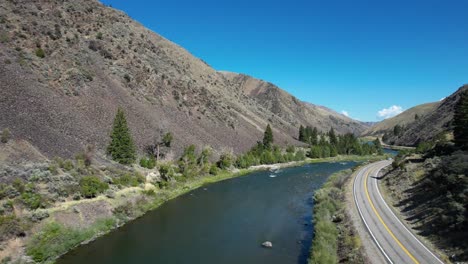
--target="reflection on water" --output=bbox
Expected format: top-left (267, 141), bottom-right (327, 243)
top-left (58, 162), bottom-right (357, 264)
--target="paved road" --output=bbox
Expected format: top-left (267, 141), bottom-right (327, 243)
top-left (353, 161), bottom-right (444, 264)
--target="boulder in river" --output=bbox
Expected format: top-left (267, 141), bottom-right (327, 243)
top-left (262, 241), bottom-right (273, 248)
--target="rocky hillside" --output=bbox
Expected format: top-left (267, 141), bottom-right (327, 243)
top-left (363, 102), bottom-right (440, 137)
top-left (381, 85), bottom-right (468, 146)
top-left (0, 0), bottom-right (367, 159)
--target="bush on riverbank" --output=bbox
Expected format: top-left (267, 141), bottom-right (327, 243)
top-left (27, 218), bottom-right (117, 262)
top-left (309, 169), bottom-right (365, 264)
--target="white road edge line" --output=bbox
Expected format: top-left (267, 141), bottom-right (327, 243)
top-left (353, 163), bottom-right (394, 264)
top-left (372, 162), bottom-right (445, 264)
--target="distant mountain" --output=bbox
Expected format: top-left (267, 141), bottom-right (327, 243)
top-left (0, 0), bottom-right (367, 158)
top-left (363, 102), bottom-right (440, 137)
top-left (368, 85), bottom-right (468, 146)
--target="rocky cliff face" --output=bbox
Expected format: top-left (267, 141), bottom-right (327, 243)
top-left (0, 0), bottom-right (367, 158)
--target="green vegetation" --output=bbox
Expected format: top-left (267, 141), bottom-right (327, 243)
top-left (384, 96), bottom-right (468, 261)
top-left (454, 90), bottom-right (468, 149)
top-left (0, 215), bottom-right (28, 242)
top-left (384, 143), bottom-right (467, 261)
top-left (1, 128), bottom-right (10, 143)
top-left (6, 121), bottom-right (387, 262)
top-left (262, 124), bottom-right (274, 149)
top-left (27, 218), bottom-right (116, 263)
top-left (79, 176), bottom-right (109, 198)
top-left (299, 127), bottom-right (382, 158)
top-left (422, 151), bottom-right (467, 234)
top-left (20, 184), bottom-right (46, 210)
top-left (35, 48), bottom-right (45, 58)
top-left (107, 108), bottom-right (136, 164)
top-left (113, 172), bottom-right (145, 187)
top-left (299, 125), bottom-right (319, 145)
top-left (309, 169), bottom-right (364, 264)
top-left (139, 156), bottom-right (156, 169)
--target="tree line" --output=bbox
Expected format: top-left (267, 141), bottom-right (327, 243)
top-left (299, 125), bottom-right (383, 158)
top-left (106, 108), bottom-right (382, 182)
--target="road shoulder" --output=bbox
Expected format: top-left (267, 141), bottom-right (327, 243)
top-left (345, 166), bottom-right (388, 264)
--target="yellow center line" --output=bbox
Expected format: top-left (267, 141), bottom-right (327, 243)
top-left (364, 166), bottom-right (420, 264)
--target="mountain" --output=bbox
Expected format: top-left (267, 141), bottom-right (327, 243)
top-left (0, 0), bottom-right (367, 159)
top-left (375, 85), bottom-right (468, 146)
top-left (363, 102), bottom-right (440, 136)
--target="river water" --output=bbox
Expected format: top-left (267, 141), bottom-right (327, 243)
top-left (58, 161), bottom-right (357, 264)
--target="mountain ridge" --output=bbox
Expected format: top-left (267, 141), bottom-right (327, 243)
top-left (0, 0), bottom-right (367, 159)
top-left (368, 85), bottom-right (467, 146)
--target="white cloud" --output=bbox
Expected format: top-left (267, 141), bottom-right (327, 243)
top-left (377, 105), bottom-right (403, 119)
top-left (440, 97), bottom-right (446, 101)
top-left (341, 110), bottom-right (349, 117)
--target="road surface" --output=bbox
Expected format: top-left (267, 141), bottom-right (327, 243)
top-left (353, 160), bottom-right (444, 264)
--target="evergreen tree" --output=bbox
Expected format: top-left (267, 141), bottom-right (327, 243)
top-left (328, 128), bottom-right (338, 146)
top-left (454, 90), bottom-right (468, 149)
top-left (299, 125), bottom-right (305, 142)
top-left (263, 124), bottom-right (274, 149)
top-left (107, 108), bottom-right (136, 164)
top-left (311, 127), bottom-right (318, 145)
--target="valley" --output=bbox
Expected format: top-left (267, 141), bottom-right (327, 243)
top-left (0, 1), bottom-right (466, 264)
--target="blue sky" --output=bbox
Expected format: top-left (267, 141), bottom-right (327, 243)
top-left (101, 0), bottom-right (467, 121)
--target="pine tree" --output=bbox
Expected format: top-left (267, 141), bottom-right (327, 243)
top-left (107, 108), bottom-right (136, 164)
top-left (311, 127), bottom-right (318, 145)
top-left (454, 90), bottom-right (468, 149)
top-left (263, 124), bottom-right (274, 149)
top-left (299, 125), bottom-right (305, 142)
top-left (329, 128), bottom-right (337, 146)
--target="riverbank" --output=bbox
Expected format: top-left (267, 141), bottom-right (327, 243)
top-left (308, 156), bottom-right (387, 263)
top-left (17, 155), bottom-right (386, 263)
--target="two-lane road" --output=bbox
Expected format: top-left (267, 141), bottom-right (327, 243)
top-left (353, 161), bottom-right (444, 264)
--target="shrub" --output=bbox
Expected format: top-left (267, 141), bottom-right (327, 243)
top-left (0, 215), bottom-right (26, 242)
top-left (1, 128), bottom-right (10, 143)
top-left (21, 191), bottom-right (45, 210)
top-left (76, 145), bottom-right (95, 167)
top-left (124, 74), bottom-right (131, 82)
top-left (114, 172), bottom-right (145, 187)
top-left (62, 159), bottom-right (74, 171)
top-left (295, 149), bottom-right (306, 161)
top-left (48, 164), bottom-right (58, 175)
top-left (88, 40), bottom-right (101, 51)
top-left (96, 32), bottom-right (103, 40)
top-left (159, 163), bottom-right (176, 181)
top-left (140, 157), bottom-right (156, 169)
top-left (12, 178), bottom-right (25, 193)
top-left (286, 145), bottom-right (295, 153)
top-left (79, 176), bottom-right (108, 198)
top-left (99, 49), bottom-right (113, 59)
top-left (35, 48), bottom-right (45, 58)
top-left (416, 141), bottom-right (433, 154)
top-left (27, 219), bottom-right (116, 262)
top-left (209, 164), bottom-right (219, 175)
top-left (309, 170), bottom-right (354, 264)
top-left (217, 152), bottom-right (234, 169)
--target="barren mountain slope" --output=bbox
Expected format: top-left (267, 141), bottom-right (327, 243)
top-left (220, 72), bottom-right (367, 135)
top-left (0, 0), bottom-right (366, 158)
top-left (363, 102), bottom-right (440, 136)
top-left (384, 85), bottom-right (468, 146)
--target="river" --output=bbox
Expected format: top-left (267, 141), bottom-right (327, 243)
top-left (58, 161), bottom-right (357, 264)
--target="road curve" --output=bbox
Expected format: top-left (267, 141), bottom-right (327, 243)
top-left (353, 161), bottom-right (444, 264)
